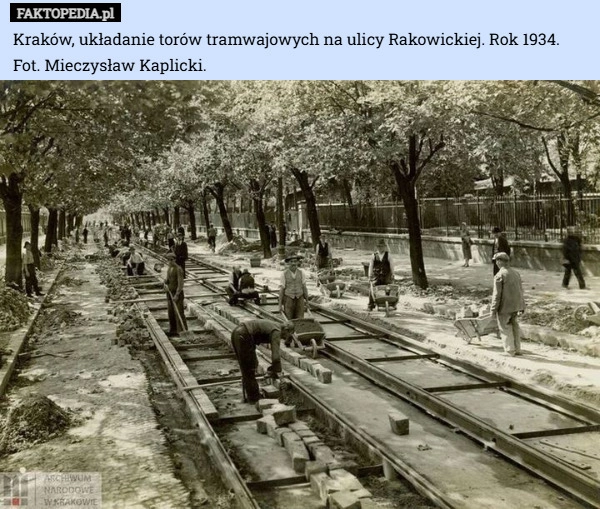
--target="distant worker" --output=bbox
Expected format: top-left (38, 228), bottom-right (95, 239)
top-left (460, 223), bottom-right (473, 268)
top-left (82, 226), bottom-right (89, 244)
top-left (279, 255), bottom-right (309, 319)
top-left (562, 227), bottom-right (586, 290)
top-left (226, 265), bottom-right (243, 305)
top-left (164, 252), bottom-right (186, 337)
top-left (172, 231), bottom-right (188, 277)
top-left (22, 241), bottom-right (43, 298)
top-left (315, 235), bottom-right (332, 270)
top-left (166, 228), bottom-right (175, 250)
top-left (126, 246), bottom-right (145, 276)
top-left (207, 224), bottom-right (217, 253)
top-left (367, 239), bottom-right (394, 311)
top-left (491, 226), bottom-right (511, 276)
top-left (231, 319), bottom-right (295, 403)
top-left (491, 252), bottom-right (525, 356)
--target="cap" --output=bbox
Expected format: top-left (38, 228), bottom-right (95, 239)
top-left (492, 227), bottom-right (501, 233)
top-left (492, 252), bottom-right (510, 262)
top-left (376, 238), bottom-right (387, 247)
top-left (284, 255), bottom-right (302, 263)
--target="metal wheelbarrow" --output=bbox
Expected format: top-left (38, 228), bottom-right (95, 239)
top-left (453, 313), bottom-right (498, 344)
top-left (288, 317), bottom-right (326, 359)
top-left (573, 301), bottom-right (600, 325)
top-left (370, 282), bottom-right (399, 316)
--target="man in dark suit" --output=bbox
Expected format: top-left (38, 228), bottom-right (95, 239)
top-left (491, 227), bottom-right (511, 276)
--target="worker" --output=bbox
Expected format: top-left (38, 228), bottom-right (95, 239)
top-left (279, 255), bottom-right (309, 319)
top-left (231, 319), bottom-right (295, 403)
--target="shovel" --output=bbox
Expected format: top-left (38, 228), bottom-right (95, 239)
top-left (166, 288), bottom-right (195, 341)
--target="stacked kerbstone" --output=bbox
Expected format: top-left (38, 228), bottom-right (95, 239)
top-left (255, 401), bottom-right (374, 508)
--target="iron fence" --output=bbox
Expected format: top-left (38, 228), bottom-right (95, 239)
top-left (316, 194), bottom-right (600, 244)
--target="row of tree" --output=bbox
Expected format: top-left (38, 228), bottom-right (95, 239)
top-left (2, 81), bottom-right (599, 290)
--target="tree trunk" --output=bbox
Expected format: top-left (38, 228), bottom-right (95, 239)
top-left (208, 184), bottom-right (233, 241)
top-left (173, 206), bottom-right (180, 228)
top-left (398, 181), bottom-right (428, 289)
top-left (45, 208), bottom-right (58, 252)
top-left (185, 203), bottom-right (197, 240)
top-left (290, 168), bottom-right (320, 245)
top-left (0, 174), bottom-right (24, 288)
top-left (28, 204), bottom-right (41, 268)
top-left (251, 180), bottom-right (272, 258)
top-left (201, 190), bottom-right (210, 233)
top-left (277, 176), bottom-right (286, 255)
top-left (341, 177), bottom-right (358, 224)
top-left (58, 209), bottom-right (66, 240)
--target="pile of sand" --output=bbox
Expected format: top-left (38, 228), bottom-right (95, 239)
top-left (0, 394), bottom-right (71, 455)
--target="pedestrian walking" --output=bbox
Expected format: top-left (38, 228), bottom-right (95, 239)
top-left (367, 239), bottom-right (394, 311)
top-left (82, 226), bottom-right (88, 244)
top-left (562, 227), bottom-right (586, 289)
top-left (490, 252), bottom-right (525, 356)
top-left (279, 255), bottom-right (309, 319)
top-left (491, 227), bottom-right (511, 276)
top-left (460, 223), bottom-right (473, 267)
top-left (230, 319), bottom-right (295, 403)
top-left (164, 252), bottom-right (187, 337)
top-left (207, 224), bottom-right (217, 252)
top-left (22, 241), bottom-right (43, 298)
top-left (269, 224), bottom-right (278, 249)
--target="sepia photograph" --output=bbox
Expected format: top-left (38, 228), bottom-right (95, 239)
top-left (0, 80), bottom-right (599, 508)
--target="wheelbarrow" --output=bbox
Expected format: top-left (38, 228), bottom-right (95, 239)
top-left (370, 282), bottom-right (399, 316)
top-left (453, 313), bottom-right (499, 344)
top-left (573, 301), bottom-right (600, 325)
top-left (320, 281), bottom-right (347, 299)
top-left (286, 316), bottom-right (326, 359)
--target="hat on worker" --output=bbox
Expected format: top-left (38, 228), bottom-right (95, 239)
top-left (376, 238), bottom-right (387, 248)
top-left (284, 255), bottom-right (302, 263)
top-left (492, 226), bottom-right (501, 234)
top-left (165, 252), bottom-right (176, 260)
top-left (492, 251), bottom-right (510, 262)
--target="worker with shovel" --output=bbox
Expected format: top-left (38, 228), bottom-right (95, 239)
top-left (231, 319), bottom-right (295, 404)
top-left (164, 252), bottom-right (187, 337)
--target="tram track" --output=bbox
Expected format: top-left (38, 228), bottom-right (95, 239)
top-left (121, 244), bottom-right (600, 508)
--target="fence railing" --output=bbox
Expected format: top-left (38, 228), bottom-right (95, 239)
top-left (315, 194), bottom-right (600, 244)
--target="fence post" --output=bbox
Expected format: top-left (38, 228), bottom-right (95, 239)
top-left (559, 193), bottom-right (563, 240)
top-left (445, 197), bottom-right (449, 237)
top-left (476, 193), bottom-right (481, 239)
top-left (513, 191), bottom-right (518, 241)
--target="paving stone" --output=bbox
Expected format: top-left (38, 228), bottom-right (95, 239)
top-left (312, 444), bottom-right (337, 464)
top-left (328, 490), bottom-right (361, 509)
top-left (315, 366), bottom-right (333, 384)
top-left (282, 431), bottom-right (303, 452)
top-left (263, 403), bottom-right (297, 425)
top-left (306, 440), bottom-right (326, 457)
top-left (286, 351), bottom-right (303, 366)
top-left (288, 421), bottom-right (310, 433)
top-left (256, 415), bottom-right (275, 435)
top-left (274, 427), bottom-right (295, 446)
top-left (256, 398), bottom-right (279, 411)
top-left (304, 460), bottom-right (328, 480)
top-left (388, 411), bottom-right (410, 435)
top-left (288, 441), bottom-right (310, 473)
top-left (302, 435), bottom-right (321, 447)
top-left (329, 469), bottom-right (363, 491)
top-left (328, 459), bottom-right (359, 475)
top-left (261, 385), bottom-right (280, 399)
top-left (309, 472), bottom-right (331, 500)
